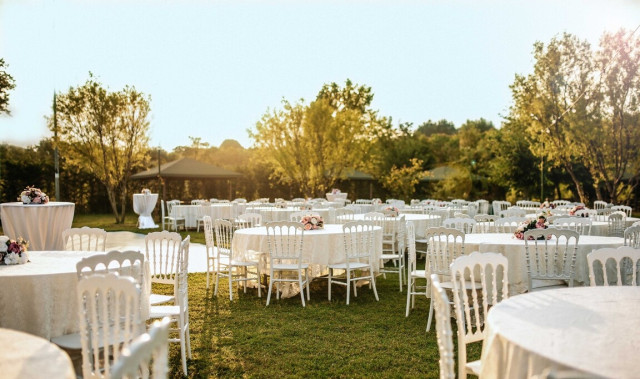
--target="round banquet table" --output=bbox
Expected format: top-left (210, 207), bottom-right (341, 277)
top-left (0, 250), bottom-right (149, 339)
top-left (254, 207), bottom-right (331, 223)
top-left (232, 224), bottom-right (382, 295)
top-left (480, 286), bottom-right (640, 379)
top-left (133, 193), bottom-right (159, 229)
top-left (0, 328), bottom-right (75, 379)
top-left (463, 233), bottom-right (624, 294)
top-left (0, 202), bottom-right (75, 251)
top-left (343, 213), bottom-right (438, 238)
top-left (172, 203), bottom-right (244, 228)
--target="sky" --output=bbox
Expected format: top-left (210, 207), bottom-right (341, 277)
top-left (1, 0), bottom-right (639, 150)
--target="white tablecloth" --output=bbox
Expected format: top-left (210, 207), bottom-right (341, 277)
top-left (0, 202), bottom-right (75, 251)
top-left (480, 287), bottom-right (640, 378)
top-left (0, 328), bottom-right (75, 379)
top-left (172, 204), bottom-right (244, 228)
top-left (133, 193), bottom-right (159, 229)
top-left (463, 233), bottom-right (624, 293)
top-left (326, 193), bottom-right (348, 202)
top-left (0, 251), bottom-right (149, 339)
top-left (343, 213), bottom-right (437, 238)
top-left (255, 207), bottom-right (332, 223)
top-left (232, 224), bottom-right (382, 278)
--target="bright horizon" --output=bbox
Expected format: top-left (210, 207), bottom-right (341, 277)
top-left (1, 0), bottom-right (638, 150)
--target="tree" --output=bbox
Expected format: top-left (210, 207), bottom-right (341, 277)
top-left (0, 58), bottom-right (16, 115)
top-left (381, 158), bottom-right (427, 200)
top-left (250, 80), bottom-right (382, 197)
top-left (415, 119), bottom-right (456, 137)
top-left (509, 33), bottom-right (595, 204)
top-left (51, 74), bottom-right (150, 223)
top-left (583, 29), bottom-right (640, 203)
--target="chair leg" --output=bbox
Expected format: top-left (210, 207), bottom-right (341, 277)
top-left (426, 287), bottom-right (434, 332)
top-left (228, 266), bottom-right (234, 301)
top-left (406, 279), bottom-right (412, 317)
top-left (299, 271), bottom-right (306, 307)
top-left (328, 268), bottom-right (332, 301)
top-left (371, 272), bottom-right (379, 301)
top-left (346, 270), bottom-right (351, 305)
top-left (305, 268), bottom-right (310, 301)
top-left (266, 272), bottom-right (273, 306)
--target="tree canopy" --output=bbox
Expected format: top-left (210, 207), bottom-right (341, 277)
top-left (51, 74), bottom-right (151, 223)
top-left (0, 58), bottom-right (16, 115)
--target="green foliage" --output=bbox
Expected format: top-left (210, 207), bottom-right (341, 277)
top-left (51, 74), bottom-right (151, 223)
top-left (381, 158), bottom-right (427, 200)
top-left (0, 58), bottom-right (16, 115)
top-left (250, 80), bottom-right (383, 198)
top-left (416, 119), bottom-right (456, 137)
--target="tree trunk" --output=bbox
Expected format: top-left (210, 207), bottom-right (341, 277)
top-left (105, 186), bottom-right (121, 224)
top-left (564, 162), bottom-right (587, 204)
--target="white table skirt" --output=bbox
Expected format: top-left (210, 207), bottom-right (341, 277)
top-left (232, 223), bottom-right (382, 278)
top-left (480, 287), bottom-right (640, 378)
top-left (0, 328), bottom-right (75, 379)
top-left (0, 202), bottom-right (75, 251)
top-left (0, 251), bottom-right (150, 339)
top-left (133, 193), bottom-right (158, 229)
top-left (463, 233), bottom-right (624, 294)
top-left (343, 213), bottom-right (437, 238)
top-left (172, 204), bottom-right (245, 228)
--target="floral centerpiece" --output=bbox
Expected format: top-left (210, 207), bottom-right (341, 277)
top-left (372, 198), bottom-right (382, 205)
top-left (18, 186), bottom-right (49, 204)
top-left (540, 200), bottom-right (555, 209)
top-left (331, 188), bottom-right (341, 194)
top-left (301, 215), bottom-right (324, 230)
top-left (384, 206), bottom-right (399, 217)
top-left (141, 188), bottom-right (151, 195)
top-left (569, 205), bottom-right (585, 216)
top-left (0, 236), bottom-right (29, 265)
top-left (514, 215), bottom-right (548, 240)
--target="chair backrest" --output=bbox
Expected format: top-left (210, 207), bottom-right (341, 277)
top-left (406, 223), bottom-right (418, 274)
top-left (175, 236), bottom-right (190, 311)
top-left (492, 200), bottom-right (511, 215)
top-left (473, 214), bottom-right (497, 233)
top-left (552, 200), bottom-right (570, 207)
top-left (587, 246), bottom-right (640, 286)
top-left (213, 219), bottom-right (234, 258)
top-left (430, 275), bottom-right (455, 379)
top-left (78, 273), bottom-right (141, 379)
top-left (608, 212), bottom-right (627, 237)
top-left (475, 200), bottom-right (489, 215)
top-left (450, 252), bottom-right (509, 379)
top-left (611, 205), bottom-right (632, 217)
top-left (62, 226), bottom-right (108, 251)
top-left (342, 221), bottom-right (376, 266)
top-left (76, 250), bottom-right (145, 286)
top-left (166, 201), bottom-right (179, 217)
top-left (364, 211), bottom-right (385, 227)
top-left (499, 207), bottom-right (526, 218)
top-left (289, 211), bottom-right (307, 222)
top-left (495, 216), bottom-right (527, 233)
top-left (466, 202), bottom-right (478, 217)
top-left (553, 217), bottom-right (592, 235)
top-left (145, 231), bottom-right (183, 285)
top-left (238, 212), bottom-right (262, 227)
top-left (624, 225), bottom-right (640, 248)
top-left (574, 209), bottom-right (597, 219)
top-left (524, 228), bottom-right (579, 288)
top-left (425, 227), bottom-right (465, 276)
top-left (593, 200), bottom-right (608, 210)
top-left (110, 317), bottom-right (171, 379)
top-left (335, 208), bottom-right (355, 223)
top-left (443, 217), bottom-right (476, 234)
top-left (356, 199), bottom-right (373, 205)
top-left (265, 221), bottom-right (305, 265)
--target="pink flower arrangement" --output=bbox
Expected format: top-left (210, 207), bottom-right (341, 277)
top-left (569, 205), bottom-right (585, 216)
top-left (18, 186), bottom-right (49, 204)
top-left (331, 188), bottom-right (341, 194)
top-left (514, 215), bottom-right (548, 240)
top-left (384, 206), bottom-right (399, 217)
top-left (0, 236), bottom-right (29, 265)
top-left (301, 215), bottom-right (324, 230)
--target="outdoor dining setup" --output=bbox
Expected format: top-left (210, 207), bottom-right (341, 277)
top-left (1, 188), bottom-right (639, 378)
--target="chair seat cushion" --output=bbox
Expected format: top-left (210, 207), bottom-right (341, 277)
top-left (230, 260), bottom-right (259, 267)
top-left (328, 262), bottom-right (369, 270)
top-left (272, 263), bottom-right (309, 270)
top-left (149, 305), bottom-right (180, 318)
top-left (149, 293), bottom-right (174, 305)
top-left (410, 269), bottom-right (426, 278)
top-left (380, 253), bottom-right (401, 259)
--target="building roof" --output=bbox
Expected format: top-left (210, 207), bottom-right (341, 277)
top-left (130, 158), bottom-right (242, 180)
